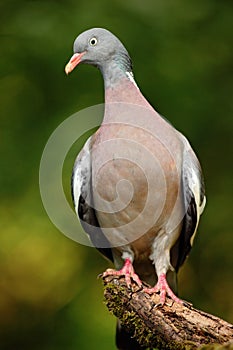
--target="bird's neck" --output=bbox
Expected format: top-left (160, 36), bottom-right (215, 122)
top-left (101, 61), bottom-right (153, 123)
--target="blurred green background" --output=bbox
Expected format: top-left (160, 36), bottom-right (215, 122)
top-left (0, 0), bottom-right (232, 349)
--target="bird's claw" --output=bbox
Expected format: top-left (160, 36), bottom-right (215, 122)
top-left (144, 273), bottom-right (183, 305)
top-left (102, 258), bottom-right (142, 289)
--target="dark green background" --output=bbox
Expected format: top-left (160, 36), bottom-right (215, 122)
top-left (0, 0), bottom-right (232, 349)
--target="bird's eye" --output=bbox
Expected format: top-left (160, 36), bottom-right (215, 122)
top-left (89, 37), bottom-right (98, 46)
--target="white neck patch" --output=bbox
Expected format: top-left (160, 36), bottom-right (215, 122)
top-left (126, 71), bottom-right (139, 89)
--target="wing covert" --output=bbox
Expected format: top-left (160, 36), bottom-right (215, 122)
top-left (72, 137), bottom-right (113, 262)
top-left (172, 135), bottom-right (206, 271)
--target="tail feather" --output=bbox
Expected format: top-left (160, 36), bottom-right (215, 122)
top-left (116, 320), bottom-right (147, 350)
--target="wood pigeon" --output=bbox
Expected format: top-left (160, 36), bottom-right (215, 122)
top-left (65, 28), bottom-right (206, 350)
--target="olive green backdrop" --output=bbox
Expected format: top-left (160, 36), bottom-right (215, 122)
top-left (0, 0), bottom-right (232, 349)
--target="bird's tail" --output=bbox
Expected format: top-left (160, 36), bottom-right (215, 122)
top-left (116, 320), bottom-right (147, 350)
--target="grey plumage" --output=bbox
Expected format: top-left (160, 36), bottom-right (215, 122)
top-left (66, 27), bottom-right (206, 350)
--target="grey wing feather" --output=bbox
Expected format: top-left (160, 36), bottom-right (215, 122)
top-left (172, 134), bottom-right (206, 271)
top-left (72, 137), bottom-right (113, 262)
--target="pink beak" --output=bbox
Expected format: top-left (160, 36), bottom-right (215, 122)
top-left (65, 52), bottom-right (86, 75)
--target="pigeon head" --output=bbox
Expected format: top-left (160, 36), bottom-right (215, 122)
top-left (65, 28), bottom-right (132, 80)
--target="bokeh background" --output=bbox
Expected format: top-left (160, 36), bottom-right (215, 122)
top-left (0, 0), bottom-right (232, 349)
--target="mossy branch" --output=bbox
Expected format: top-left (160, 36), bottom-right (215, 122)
top-left (101, 273), bottom-right (233, 350)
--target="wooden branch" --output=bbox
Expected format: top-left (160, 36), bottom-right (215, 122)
top-left (101, 273), bottom-right (233, 350)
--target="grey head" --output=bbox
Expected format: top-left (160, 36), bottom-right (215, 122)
top-left (65, 28), bottom-right (133, 85)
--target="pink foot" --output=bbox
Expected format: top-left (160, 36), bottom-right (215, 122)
top-left (102, 258), bottom-right (142, 288)
top-left (144, 273), bottom-right (183, 305)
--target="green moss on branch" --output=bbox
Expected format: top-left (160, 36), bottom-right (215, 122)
top-left (102, 274), bottom-right (233, 350)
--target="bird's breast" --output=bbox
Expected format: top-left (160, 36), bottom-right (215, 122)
top-left (91, 121), bottom-right (183, 250)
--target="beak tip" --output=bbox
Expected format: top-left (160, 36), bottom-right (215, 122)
top-left (65, 64), bottom-right (71, 75)
top-left (64, 52), bottom-right (86, 76)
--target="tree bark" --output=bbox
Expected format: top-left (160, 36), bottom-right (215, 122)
top-left (101, 273), bottom-right (233, 350)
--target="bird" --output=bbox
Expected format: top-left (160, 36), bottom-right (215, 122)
top-left (65, 28), bottom-right (206, 350)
